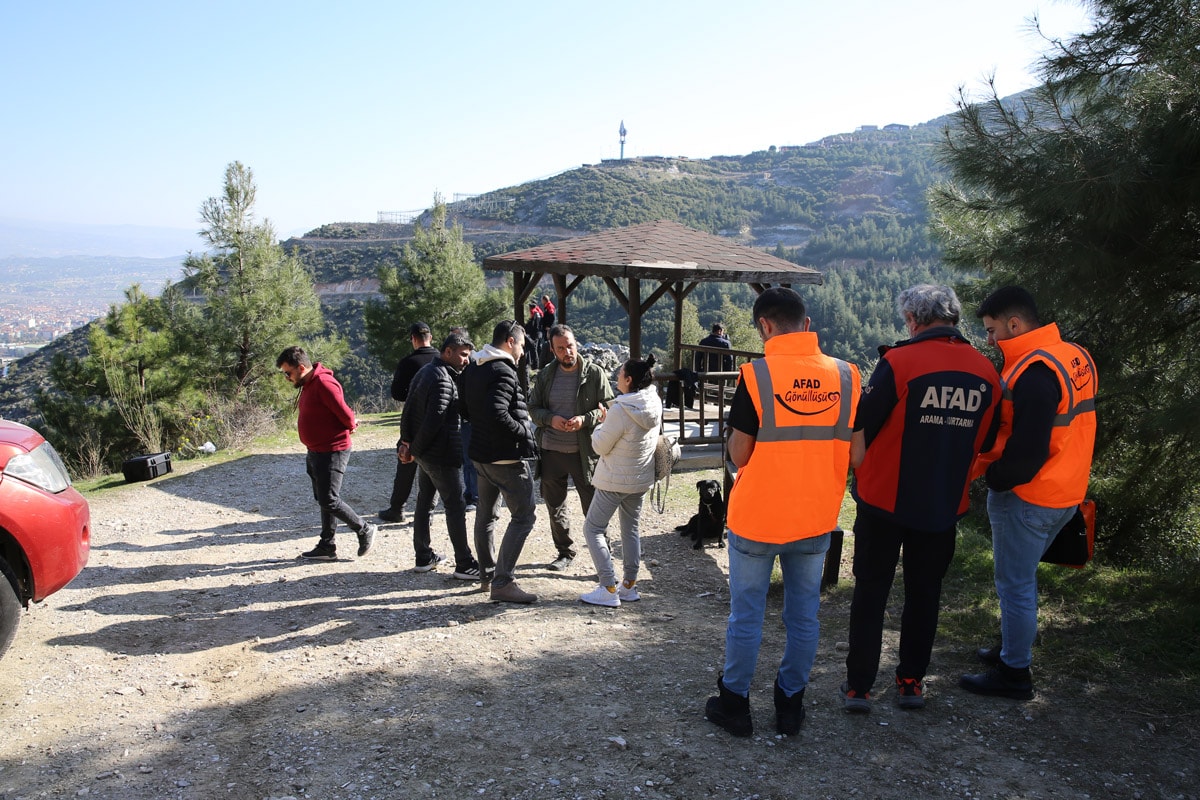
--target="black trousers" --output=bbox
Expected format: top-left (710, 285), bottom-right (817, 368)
top-left (388, 458), bottom-right (420, 510)
top-left (845, 505), bottom-right (957, 691)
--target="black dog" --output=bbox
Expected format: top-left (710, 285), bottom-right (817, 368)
top-left (675, 479), bottom-right (726, 549)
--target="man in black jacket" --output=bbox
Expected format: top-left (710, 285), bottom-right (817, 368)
top-left (461, 320), bottom-right (539, 604)
top-left (380, 323), bottom-right (438, 523)
top-left (399, 332), bottom-right (480, 578)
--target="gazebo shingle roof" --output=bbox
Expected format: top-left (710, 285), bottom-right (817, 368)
top-left (483, 219), bottom-right (821, 284)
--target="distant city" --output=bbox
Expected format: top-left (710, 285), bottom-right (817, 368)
top-left (0, 296), bottom-right (104, 359)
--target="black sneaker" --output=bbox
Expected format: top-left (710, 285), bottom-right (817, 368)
top-left (840, 682), bottom-right (872, 713)
top-left (413, 552), bottom-right (445, 573)
top-left (895, 676), bottom-right (925, 709)
top-left (453, 563), bottom-right (481, 580)
top-left (300, 541), bottom-right (337, 560)
top-left (356, 523), bottom-right (376, 557)
top-left (378, 507), bottom-right (405, 524)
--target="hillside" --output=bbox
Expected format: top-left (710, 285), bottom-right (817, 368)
top-left (2, 121), bottom-right (953, 425)
top-left (281, 122), bottom-right (948, 286)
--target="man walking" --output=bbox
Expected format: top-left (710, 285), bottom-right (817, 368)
top-left (277, 346), bottom-right (376, 561)
top-left (961, 286), bottom-right (1097, 700)
top-left (841, 285), bottom-right (1000, 713)
top-left (399, 332), bottom-right (481, 579)
top-left (461, 321), bottom-right (540, 604)
top-left (705, 288), bottom-right (861, 737)
top-left (379, 322), bottom-right (438, 524)
top-left (528, 324), bottom-right (615, 571)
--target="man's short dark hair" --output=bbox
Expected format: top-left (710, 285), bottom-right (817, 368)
top-left (976, 286), bottom-right (1041, 325)
top-left (711, 323), bottom-right (725, 334)
top-left (441, 332), bottom-right (474, 352)
top-left (548, 324), bottom-right (574, 343)
top-left (491, 320), bottom-right (525, 347)
top-left (276, 346), bottom-right (311, 369)
top-left (752, 287), bottom-right (807, 333)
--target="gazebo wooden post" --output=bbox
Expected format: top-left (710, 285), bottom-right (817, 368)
top-left (627, 276), bottom-right (642, 358)
top-left (672, 282), bottom-right (684, 371)
top-left (553, 274), bottom-right (569, 324)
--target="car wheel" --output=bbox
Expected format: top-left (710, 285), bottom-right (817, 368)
top-left (0, 559), bottom-right (21, 661)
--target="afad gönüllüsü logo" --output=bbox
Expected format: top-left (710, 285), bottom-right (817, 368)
top-left (774, 377), bottom-right (841, 417)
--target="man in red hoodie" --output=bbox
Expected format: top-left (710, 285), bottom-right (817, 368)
top-left (277, 346), bottom-right (376, 561)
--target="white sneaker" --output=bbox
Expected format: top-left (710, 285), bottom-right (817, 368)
top-left (618, 583), bottom-right (640, 602)
top-left (580, 584), bottom-right (620, 608)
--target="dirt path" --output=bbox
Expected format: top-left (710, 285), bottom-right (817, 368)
top-left (0, 417), bottom-right (1190, 800)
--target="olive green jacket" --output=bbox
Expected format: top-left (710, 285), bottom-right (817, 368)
top-left (528, 357), bottom-right (616, 480)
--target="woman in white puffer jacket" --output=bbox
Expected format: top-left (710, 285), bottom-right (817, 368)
top-left (580, 354), bottom-right (663, 608)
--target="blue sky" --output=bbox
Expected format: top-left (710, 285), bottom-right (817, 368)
top-left (1, 0), bottom-right (1092, 239)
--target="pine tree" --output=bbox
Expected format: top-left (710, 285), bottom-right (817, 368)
top-left (364, 199), bottom-right (505, 367)
top-left (183, 162), bottom-right (332, 405)
top-left (931, 0), bottom-right (1200, 560)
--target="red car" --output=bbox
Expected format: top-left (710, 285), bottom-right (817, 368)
top-left (0, 419), bottom-right (90, 659)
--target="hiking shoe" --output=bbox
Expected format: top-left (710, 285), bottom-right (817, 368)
top-left (960, 664), bottom-right (1035, 700)
top-left (356, 523), bottom-right (376, 557)
top-left (976, 644), bottom-right (1002, 666)
top-left (618, 582), bottom-right (640, 602)
top-left (548, 555), bottom-right (574, 572)
top-left (840, 682), bottom-right (872, 713)
top-left (580, 584), bottom-right (620, 607)
top-left (300, 541), bottom-right (337, 561)
top-left (895, 676), bottom-right (925, 710)
top-left (705, 675), bottom-right (752, 737)
top-left (377, 507), bottom-right (405, 524)
top-left (774, 678), bottom-right (806, 736)
top-left (479, 571), bottom-right (493, 593)
top-left (453, 563), bottom-right (481, 580)
top-left (413, 552), bottom-right (445, 573)
top-left (490, 581), bottom-right (537, 604)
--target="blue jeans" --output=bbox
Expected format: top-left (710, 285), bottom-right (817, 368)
top-left (722, 530), bottom-right (830, 697)
top-left (413, 458), bottom-right (474, 569)
top-left (460, 422), bottom-right (478, 503)
top-left (988, 490), bottom-right (1076, 669)
top-left (473, 460), bottom-right (538, 588)
top-left (582, 488), bottom-right (645, 588)
top-left (305, 449), bottom-right (366, 540)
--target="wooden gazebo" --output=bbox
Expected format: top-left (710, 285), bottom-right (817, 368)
top-left (482, 219), bottom-right (823, 363)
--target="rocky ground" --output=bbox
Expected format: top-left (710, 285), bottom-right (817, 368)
top-left (0, 416), bottom-right (1193, 800)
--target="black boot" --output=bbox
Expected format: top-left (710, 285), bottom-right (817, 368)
top-left (960, 661), bottom-right (1035, 700)
top-left (705, 675), bottom-right (753, 737)
top-left (773, 678), bottom-right (805, 736)
top-left (975, 643), bottom-right (1002, 666)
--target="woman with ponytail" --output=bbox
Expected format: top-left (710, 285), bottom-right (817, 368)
top-left (579, 354), bottom-right (664, 607)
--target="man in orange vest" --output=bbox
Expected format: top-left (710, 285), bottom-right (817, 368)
top-left (960, 286), bottom-right (1097, 700)
top-left (704, 288), bottom-right (861, 737)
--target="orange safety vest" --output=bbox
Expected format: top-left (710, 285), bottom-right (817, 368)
top-left (975, 323), bottom-right (1097, 508)
top-left (726, 331), bottom-right (861, 543)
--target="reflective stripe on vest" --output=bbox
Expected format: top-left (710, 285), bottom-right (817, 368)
top-left (750, 357), bottom-right (854, 442)
top-left (1002, 347), bottom-right (1097, 426)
